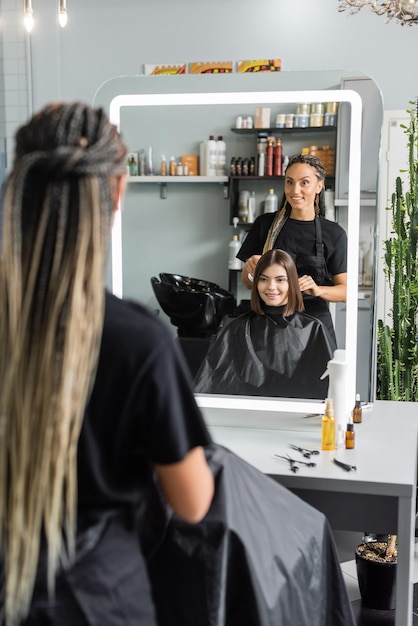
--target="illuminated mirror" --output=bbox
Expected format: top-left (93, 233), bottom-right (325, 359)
top-left (105, 87), bottom-right (362, 416)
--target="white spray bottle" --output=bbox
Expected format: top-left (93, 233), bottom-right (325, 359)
top-left (320, 349), bottom-right (348, 448)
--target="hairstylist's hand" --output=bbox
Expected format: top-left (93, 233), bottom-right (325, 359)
top-left (241, 255), bottom-right (261, 289)
top-left (298, 274), bottom-right (319, 297)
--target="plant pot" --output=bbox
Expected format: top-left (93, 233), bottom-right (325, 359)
top-left (355, 542), bottom-right (397, 610)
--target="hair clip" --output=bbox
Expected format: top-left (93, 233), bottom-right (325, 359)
top-left (289, 444), bottom-right (320, 459)
top-left (274, 454), bottom-right (316, 472)
top-left (333, 458), bottom-right (357, 472)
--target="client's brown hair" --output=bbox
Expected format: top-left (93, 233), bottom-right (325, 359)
top-left (251, 249), bottom-right (304, 317)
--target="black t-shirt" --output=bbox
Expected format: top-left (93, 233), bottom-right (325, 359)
top-left (237, 213), bottom-right (347, 278)
top-left (77, 291), bottom-right (212, 515)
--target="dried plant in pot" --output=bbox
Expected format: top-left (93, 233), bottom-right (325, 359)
top-left (355, 536), bottom-right (397, 610)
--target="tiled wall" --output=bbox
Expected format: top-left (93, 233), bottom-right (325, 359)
top-left (0, 0), bottom-right (31, 183)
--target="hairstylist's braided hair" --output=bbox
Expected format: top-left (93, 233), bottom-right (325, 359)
top-left (0, 103), bottom-right (127, 625)
top-left (263, 153), bottom-right (326, 253)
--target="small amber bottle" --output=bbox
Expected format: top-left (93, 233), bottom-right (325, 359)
top-left (352, 393), bottom-right (362, 424)
top-left (321, 398), bottom-right (336, 451)
top-left (345, 423), bottom-right (355, 449)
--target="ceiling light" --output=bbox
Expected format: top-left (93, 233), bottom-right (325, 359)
top-left (58, 0), bottom-right (68, 27)
top-left (23, 0), bottom-right (34, 33)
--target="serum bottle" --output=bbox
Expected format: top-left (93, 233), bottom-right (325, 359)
top-left (352, 393), bottom-right (362, 424)
top-left (321, 398), bottom-right (336, 451)
top-left (345, 423), bottom-right (355, 449)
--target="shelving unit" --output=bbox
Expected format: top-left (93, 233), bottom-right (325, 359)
top-left (228, 125), bottom-right (337, 224)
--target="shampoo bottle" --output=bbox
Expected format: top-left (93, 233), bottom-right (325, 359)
top-left (248, 191), bottom-right (256, 223)
top-left (264, 189), bottom-right (278, 214)
top-left (321, 397), bottom-right (336, 451)
top-left (216, 135), bottom-right (226, 176)
top-left (206, 135), bottom-right (217, 176)
top-left (228, 235), bottom-right (242, 270)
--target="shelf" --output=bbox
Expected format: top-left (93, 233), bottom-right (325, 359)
top-left (229, 175), bottom-right (335, 181)
top-left (127, 175), bottom-right (228, 183)
top-left (127, 175), bottom-right (229, 198)
top-left (230, 126), bottom-right (337, 135)
top-left (335, 198), bottom-right (376, 207)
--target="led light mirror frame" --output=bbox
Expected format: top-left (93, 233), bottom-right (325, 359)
top-left (109, 89), bottom-right (362, 415)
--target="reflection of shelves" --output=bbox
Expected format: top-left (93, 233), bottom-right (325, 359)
top-left (230, 126), bottom-right (337, 135)
top-left (127, 175), bottom-right (229, 199)
top-left (335, 198), bottom-right (376, 207)
top-left (127, 175), bottom-right (228, 183)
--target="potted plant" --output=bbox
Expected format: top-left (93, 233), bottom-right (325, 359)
top-left (377, 99), bottom-right (418, 402)
top-left (355, 536), bottom-right (397, 610)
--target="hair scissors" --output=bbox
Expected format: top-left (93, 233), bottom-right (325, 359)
top-left (289, 444), bottom-right (320, 459)
top-left (274, 454), bottom-right (317, 472)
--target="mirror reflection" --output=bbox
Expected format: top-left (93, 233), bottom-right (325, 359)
top-left (93, 71), bottom-right (380, 410)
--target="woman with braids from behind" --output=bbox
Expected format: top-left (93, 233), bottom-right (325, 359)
top-left (0, 103), bottom-right (214, 625)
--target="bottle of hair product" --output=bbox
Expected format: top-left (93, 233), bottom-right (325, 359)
top-left (228, 234), bottom-right (242, 270)
top-left (160, 155), bottom-right (167, 176)
top-left (352, 393), bottom-right (362, 424)
top-left (266, 137), bottom-right (274, 176)
top-left (169, 155), bottom-right (176, 176)
top-left (206, 135), bottom-right (217, 176)
top-left (147, 146), bottom-right (154, 175)
top-left (273, 138), bottom-right (282, 176)
top-left (345, 423), bottom-right (355, 449)
top-left (248, 191), bottom-right (256, 223)
top-left (264, 189), bottom-right (278, 214)
top-left (321, 397), bottom-right (336, 451)
top-left (216, 135), bottom-right (226, 176)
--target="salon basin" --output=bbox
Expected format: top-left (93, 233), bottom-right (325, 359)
top-left (151, 273), bottom-right (235, 337)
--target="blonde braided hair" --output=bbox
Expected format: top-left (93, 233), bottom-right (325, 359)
top-left (0, 103), bottom-right (127, 625)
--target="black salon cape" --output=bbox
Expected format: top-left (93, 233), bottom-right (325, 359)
top-left (146, 443), bottom-right (356, 626)
top-left (194, 309), bottom-right (333, 399)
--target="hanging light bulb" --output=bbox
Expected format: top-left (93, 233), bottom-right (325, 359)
top-left (23, 0), bottom-right (34, 33)
top-left (58, 0), bottom-right (68, 27)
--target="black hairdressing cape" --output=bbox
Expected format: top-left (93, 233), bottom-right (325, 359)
top-left (146, 443), bottom-right (356, 626)
top-left (193, 306), bottom-right (333, 399)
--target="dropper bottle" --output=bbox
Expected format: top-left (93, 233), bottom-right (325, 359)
top-left (352, 393), bottom-right (362, 424)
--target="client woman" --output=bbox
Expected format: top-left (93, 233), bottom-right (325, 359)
top-left (194, 249), bottom-right (333, 398)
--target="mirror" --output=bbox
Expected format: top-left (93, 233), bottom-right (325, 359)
top-left (94, 72), bottom-right (367, 416)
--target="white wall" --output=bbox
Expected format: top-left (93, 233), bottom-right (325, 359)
top-left (27, 0), bottom-right (418, 113)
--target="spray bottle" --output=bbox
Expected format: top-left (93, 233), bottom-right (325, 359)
top-left (320, 349), bottom-right (348, 443)
top-left (228, 217), bottom-right (242, 270)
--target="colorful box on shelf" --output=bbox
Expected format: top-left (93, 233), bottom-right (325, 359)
top-left (181, 155), bottom-right (198, 176)
top-left (237, 59), bottom-right (281, 73)
top-left (189, 61), bottom-right (233, 74)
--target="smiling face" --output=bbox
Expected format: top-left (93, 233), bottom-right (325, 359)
top-left (257, 263), bottom-right (289, 307)
top-left (284, 162), bottom-right (324, 219)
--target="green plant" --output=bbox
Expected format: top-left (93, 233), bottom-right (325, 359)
top-left (377, 99), bottom-right (418, 401)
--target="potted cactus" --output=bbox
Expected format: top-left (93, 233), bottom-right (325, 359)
top-left (377, 99), bottom-right (418, 402)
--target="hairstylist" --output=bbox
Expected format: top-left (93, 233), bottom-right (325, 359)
top-left (0, 103), bottom-right (214, 626)
top-left (237, 154), bottom-right (347, 351)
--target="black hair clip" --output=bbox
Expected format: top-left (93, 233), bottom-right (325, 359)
top-left (274, 454), bottom-right (317, 473)
top-left (333, 458), bottom-right (357, 472)
top-left (289, 444), bottom-right (320, 459)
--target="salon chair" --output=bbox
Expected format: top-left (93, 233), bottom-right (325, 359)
top-left (150, 273), bottom-right (235, 377)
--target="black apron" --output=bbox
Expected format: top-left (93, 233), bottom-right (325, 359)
top-left (276, 216), bottom-right (337, 352)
